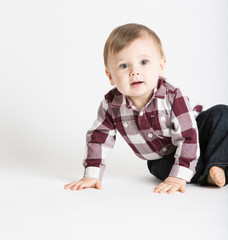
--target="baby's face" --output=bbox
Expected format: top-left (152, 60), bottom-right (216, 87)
top-left (105, 33), bottom-right (165, 106)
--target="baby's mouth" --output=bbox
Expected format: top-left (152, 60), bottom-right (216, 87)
top-left (131, 81), bottom-right (143, 86)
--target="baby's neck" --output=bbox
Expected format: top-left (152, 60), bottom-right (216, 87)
top-left (132, 100), bottom-right (147, 110)
top-left (128, 91), bottom-right (154, 111)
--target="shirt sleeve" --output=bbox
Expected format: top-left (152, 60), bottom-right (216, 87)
top-left (83, 98), bottom-right (117, 180)
top-left (169, 88), bottom-right (200, 182)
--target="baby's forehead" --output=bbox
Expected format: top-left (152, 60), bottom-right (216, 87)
top-left (111, 35), bottom-right (160, 56)
top-left (114, 32), bottom-right (155, 52)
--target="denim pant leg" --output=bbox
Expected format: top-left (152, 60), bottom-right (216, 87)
top-left (196, 104), bottom-right (228, 185)
top-left (147, 104), bottom-right (228, 185)
top-left (147, 153), bottom-right (175, 181)
top-left (147, 153), bottom-right (205, 183)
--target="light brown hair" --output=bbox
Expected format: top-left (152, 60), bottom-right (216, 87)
top-left (103, 23), bottom-right (165, 67)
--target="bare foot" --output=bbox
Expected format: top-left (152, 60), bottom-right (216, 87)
top-left (207, 166), bottom-right (226, 187)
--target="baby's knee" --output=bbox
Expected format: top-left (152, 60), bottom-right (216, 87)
top-left (206, 104), bottom-right (228, 120)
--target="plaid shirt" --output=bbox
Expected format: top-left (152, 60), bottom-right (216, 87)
top-left (83, 77), bottom-right (202, 182)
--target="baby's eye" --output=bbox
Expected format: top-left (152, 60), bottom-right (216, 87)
top-left (141, 60), bottom-right (149, 65)
top-left (120, 63), bottom-right (128, 69)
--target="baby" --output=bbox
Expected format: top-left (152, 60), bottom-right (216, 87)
top-left (65, 23), bottom-right (228, 194)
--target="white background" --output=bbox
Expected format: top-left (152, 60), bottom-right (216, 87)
top-left (0, 1), bottom-right (227, 240)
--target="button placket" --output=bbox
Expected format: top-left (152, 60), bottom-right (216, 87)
top-left (148, 133), bottom-right (153, 138)
top-left (160, 116), bottom-right (166, 122)
top-left (162, 147), bottom-right (167, 152)
top-left (138, 110), bottom-right (149, 130)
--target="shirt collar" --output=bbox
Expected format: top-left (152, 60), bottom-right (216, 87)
top-left (110, 76), bottom-right (167, 108)
top-left (153, 76), bottom-right (167, 99)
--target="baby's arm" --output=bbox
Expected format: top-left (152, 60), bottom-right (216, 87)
top-left (64, 178), bottom-right (102, 191)
top-left (153, 88), bottom-right (199, 194)
top-left (154, 177), bottom-right (186, 194)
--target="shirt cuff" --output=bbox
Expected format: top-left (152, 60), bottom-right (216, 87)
top-left (169, 165), bottom-right (195, 182)
top-left (83, 166), bottom-right (100, 179)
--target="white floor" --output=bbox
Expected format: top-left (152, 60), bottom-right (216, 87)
top-left (1, 153), bottom-right (227, 240)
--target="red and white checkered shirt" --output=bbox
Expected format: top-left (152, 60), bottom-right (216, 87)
top-left (83, 77), bottom-right (202, 182)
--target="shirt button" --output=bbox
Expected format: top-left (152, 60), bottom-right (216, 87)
top-left (139, 112), bottom-right (144, 116)
top-left (162, 147), bottom-right (167, 152)
top-left (148, 133), bottom-right (153, 138)
top-left (123, 123), bottom-right (128, 128)
top-left (160, 116), bottom-right (166, 122)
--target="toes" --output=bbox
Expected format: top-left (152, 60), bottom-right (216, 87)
top-left (208, 166), bottom-right (226, 187)
top-left (217, 177), bottom-right (225, 187)
top-left (210, 167), bottom-right (218, 175)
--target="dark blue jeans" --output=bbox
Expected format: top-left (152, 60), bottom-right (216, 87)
top-left (147, 105), bottom-right (228, 185)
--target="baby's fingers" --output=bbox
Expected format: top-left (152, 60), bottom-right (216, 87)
top-left (154, 183), bottom-right (169, 193)
top-left (95, 180), bottom-right (102, 190)
top-left (77, 180), bottom-right (102, 190)
top-left (77, 183), bottom-right (86, 190)
top-left (167, 185), bottom-right (180, 194)
top-left (179, 185), bottom-right (186, 193)
top-left (64, 178), bottom-right (102, 191)
top-left (64, 182), bottom-right (79, 190)
top-left (154, 182), bottom-right (165, 191)
top-left (77, 180), bottom-right (95, 190)
top-left (155, 184), bottom-right (173, 193)
top-left (69, 182), bottom-right (82, 191)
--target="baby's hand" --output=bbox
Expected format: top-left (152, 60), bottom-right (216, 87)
top-left (64, 177), bottom-right (102, 191)
top-left (154, 176), bottom-right (186, 194)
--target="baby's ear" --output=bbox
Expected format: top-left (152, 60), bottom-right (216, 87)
top-left (159, 58), bottom-right (166, 76)
top-left (105, 68), bottom-right (115, 86)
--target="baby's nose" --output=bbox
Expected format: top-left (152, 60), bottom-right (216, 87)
top-left (130, 69), bottom-right (140, 76)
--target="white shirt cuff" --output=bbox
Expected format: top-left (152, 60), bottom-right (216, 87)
top-left (169, 165), bottom-right (195, 182)
top-left (84, 166), bottom-right (100, 179)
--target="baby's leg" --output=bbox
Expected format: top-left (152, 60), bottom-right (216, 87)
top-left (196, 105), bottom-right (228, 186)
top-left (207, 166), bottom-right (226, 187)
